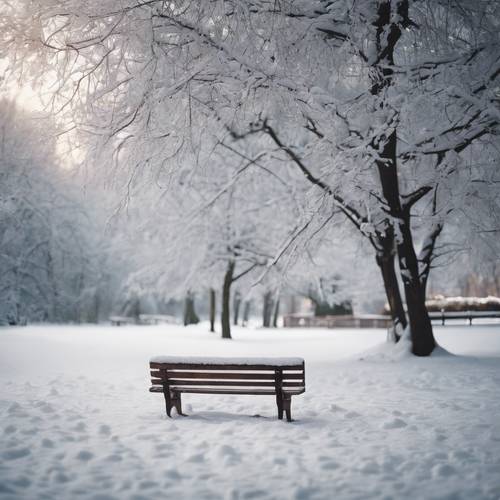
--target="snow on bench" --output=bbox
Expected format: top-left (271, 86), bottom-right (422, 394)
top-left (150, 356), bottom-right (305, 366)
top-left (149, 356), bottom-right (306, 422)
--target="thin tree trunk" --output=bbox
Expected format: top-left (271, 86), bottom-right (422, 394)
top-left (183, 292), bottom-right (199, 326)
top-left (221, 261), bottom-right (235, 339)
top-left (93, 290), bottom-right (99, 324)
top-left (397, 219), bottom-right (436, 356)
top-left (262, 291), bottom-right (273, 327)
top-left (233, 290), bottom-right (241, 326)
top-left (375, 235), bottom-right (407, 340)
top-left (209, 288), bottom-right (216, 333)
top-left (272, 297), bottom-right (280, 328)
top-left (242, 300), bottom-right (250, 326)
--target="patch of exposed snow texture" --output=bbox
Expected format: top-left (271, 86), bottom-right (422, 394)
top-left (1, 323), bottom-right (500, 500)
top-left (150, 355), bottom-right (304, 365)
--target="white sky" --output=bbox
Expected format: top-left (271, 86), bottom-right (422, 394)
top-left (2, 77), bottom-right (83, 170)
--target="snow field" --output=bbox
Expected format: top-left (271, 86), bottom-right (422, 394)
top-left (1, 324), bottom-right (500, 500)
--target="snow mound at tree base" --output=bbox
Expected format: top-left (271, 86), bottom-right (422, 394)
top-left (356, 336), bottom-right (452, 362)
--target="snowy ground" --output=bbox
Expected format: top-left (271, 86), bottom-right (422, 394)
top-left (1, 323), bottom-right (500, 500)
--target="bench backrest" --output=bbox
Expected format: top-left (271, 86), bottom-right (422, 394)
top-left (150, 359), bottom-right (305, 392)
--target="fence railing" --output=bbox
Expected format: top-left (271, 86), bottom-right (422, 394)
top-left (282, 314), bottom-right (392, 329)
top-left (283, 311), bottom-right (500, 328)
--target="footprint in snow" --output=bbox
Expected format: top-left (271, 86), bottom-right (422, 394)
top-left (164, 468), bottom-right (182, 480)
top-left (10, 476), bottom-right (31, 488)
top-left (73, 421), bottom-right (87, 432)
top-left (98, 424), bottom-right (112, 436)
top-left (2, 447), bottom-right (31, 460)
top-left (217, 444), bottom-right (238, 457)
top-left (35, 401), bottom-right (56, 413)
top-left (186, 452), bottom-right (205, 463)
top-left (136, 433), bottom-right (157, 441)
top-left (42, 438), bottom-right (55, 448)
top-left (321, 460), bottom-right (340, 471)
top-left (242, 489), bottom-right (267, 499)
top-left (432, 463), bottom-right (456, 478)
top-left (329, 404), bottom-right (346, 413)
top-left (217, 444), bottom-right (241, 465)
top-left (344, 411), bottom-right (360, 419)
top-left (51, 471), bottom-right (71, 484)
top-left (138, 480), bottom-right (159, 490)
top-left (381, 417), bottom-right (407, 429)
top-left (359, 460), bottom-right (380, 474)
top-left (75, 450), bottom-right (94, 461)
top-left (155, 443), bottom-right (170, 452)
top-left (49, 387), bottom-right (60, 396)
top-left (7, 402), bottom-right (22, 414)
top-left (0, 484), bottom-right (15, 495)
top-left (450, 450), bottom-right (472, 460)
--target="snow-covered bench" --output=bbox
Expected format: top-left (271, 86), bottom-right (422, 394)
top-left (149, 356), bottom-right (305, 422)
top-left (109, 315), bottom-right (137, 326)
top-left (139, 314), bottom-right (178, 325)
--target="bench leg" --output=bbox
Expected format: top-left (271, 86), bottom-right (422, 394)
top-left (283, 395), bottom-right (292, 422)
top-left (276, 394), bottom-right (284, 420)
top-left (163, 388), bottom-right (172, 417)
top-left (171, 391), bottom-right (186, 416)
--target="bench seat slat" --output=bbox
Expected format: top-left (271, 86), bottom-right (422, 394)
top-left (154, 379), bottom-right (275, 387)
top-left (149, 386), bottom-right (305, 396)
top-left (150, 362), bottom-right (303, 371)
top-left (150, 379), bottom-right (304, 387)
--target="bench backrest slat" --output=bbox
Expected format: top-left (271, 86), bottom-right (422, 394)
top-left (150, 370), bottom-right (303, 380)
top-left (150, 362), bottom-right (303, 371)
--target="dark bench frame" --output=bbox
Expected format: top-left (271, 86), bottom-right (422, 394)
top-left (149, 359), bottom-right (305, 422)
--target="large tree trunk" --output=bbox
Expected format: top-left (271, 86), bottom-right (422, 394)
top-left (369, 1), bottom-right (436, 356)
top-left (209, 288), bottom-right (216, 333)
top-left (375, 131), bottom-right (436, 356)
top-left (221, 261), bottom-right (235, 339)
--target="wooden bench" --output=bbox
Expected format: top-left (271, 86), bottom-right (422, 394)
top-left (139, 314), bottom-right (179, 325)
top-left (149, 356), bottom-right (305, 422)
top-left (109, 315), bottom-right (137, 326)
